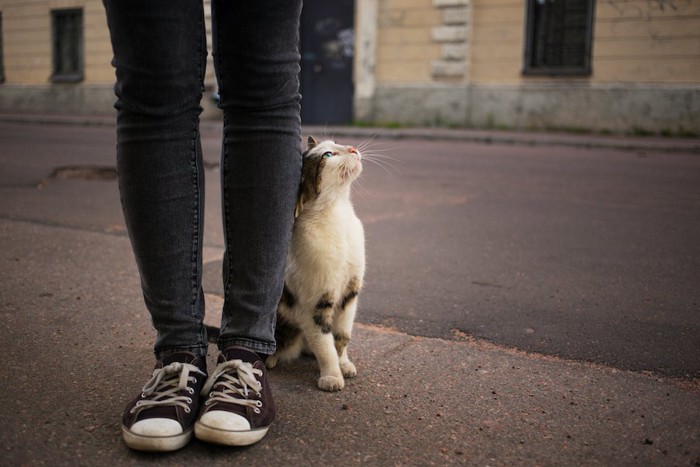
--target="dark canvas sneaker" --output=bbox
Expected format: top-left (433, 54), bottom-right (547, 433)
top-left (121, 352), bottom-right (207, 452)
top-left (195, 346), bottom-right (276, 446)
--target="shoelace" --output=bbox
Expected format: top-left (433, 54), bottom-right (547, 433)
top-left (130, 362), bottom-right (206, 416)
top-left (201, 359), bottom-right (264, 413)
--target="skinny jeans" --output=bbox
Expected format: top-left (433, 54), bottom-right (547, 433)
top-left (103, 0), bottom-right (303, 358)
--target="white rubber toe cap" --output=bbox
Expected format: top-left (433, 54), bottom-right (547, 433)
top-left (198, 410), bottom-right (251, 431)
top-left (130, 418), bottom-right (183, 437)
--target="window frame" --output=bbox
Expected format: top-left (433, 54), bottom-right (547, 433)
top-left (51, 8), bottom-right (84, 83)
top-left (522, 0), bottom-right (595, 77)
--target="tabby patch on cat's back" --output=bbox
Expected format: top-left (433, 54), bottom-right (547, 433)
top-left (268, 136), bottom-right (366, 392)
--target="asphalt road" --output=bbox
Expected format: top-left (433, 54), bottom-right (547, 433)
top-left (353, 137), bottom-right (700, 379)
top-left (2, 121), bottom-right (698, 379)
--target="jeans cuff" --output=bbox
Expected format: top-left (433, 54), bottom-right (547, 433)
top-left (156, 344), bottom-right (209, 361)
top-left (218, 337), bottom-right (275, 357)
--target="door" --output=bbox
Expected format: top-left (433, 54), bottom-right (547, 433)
top-left (300, 0), bottom-right (355, 125)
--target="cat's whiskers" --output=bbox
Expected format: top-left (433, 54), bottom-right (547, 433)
top-left (356, 132), bottom-right (382, 153)
top-left (357, 140), bottom-right (395, 158)
top-left (361, 150), bottom-right (403, 164)
top-left (360, 143), bottom-right (401, 155)
top-left (351, 178), bottom-right (371, 199)
top-left (357, 133), bottom-right (404, 151)
top-left (323, 125), bottom-right (333, 142)
top-left (360, 153), bottom-right (402, 175)
top-left (356, 138), bottom-right (403, 175)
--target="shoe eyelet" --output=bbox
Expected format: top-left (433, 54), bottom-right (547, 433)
top-left (187, 387), bottom-right (195, 395)
top-left (253, 408), bottom-right (261, 414)
top-left (184, 407), bottom-right (191, 414)
top-left (255, 400), bottom-right (263, 407)
top-left (129, 408), bottom-right (136, 414)
top-left (141, 392), bottom-right (147, 398)
top-left (186, 397), bottom-right (193, 404)
top-left (135, 401), bottom-right (142, 407)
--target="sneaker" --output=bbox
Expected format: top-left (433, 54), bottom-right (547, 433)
top-left (121, 352), bottom-right (207, 452)
top-left (195, 346), bottom-right (276, 446)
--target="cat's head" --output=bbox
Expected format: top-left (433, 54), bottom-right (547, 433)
top-left (296, 136), bottom-right (362, 217)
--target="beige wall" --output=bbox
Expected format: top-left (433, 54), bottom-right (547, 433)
top-left (1, 0), bottom-right (112, 85)
top-left (594, 0), bottom-right (700, 83)
top-left (4, 0), bottom-right (696, 87)
top-left (470, 0), bottom-right (700, 85)
top-left (469, 0), bottom-right (522, 85)
top-left (0, 0), bottom-right (697, 131)
top-left (375, 0), bottom-right (442, 83)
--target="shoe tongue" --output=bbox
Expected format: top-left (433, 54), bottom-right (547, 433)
top-left (222, 346), bottom-right (262, 364)
top-left (160, 352), bottom-right (206, 372)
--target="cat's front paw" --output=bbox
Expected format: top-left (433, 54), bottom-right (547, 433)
top-left (340, 361), bottom-right (357, 378)
top-left (318, 375), bottom-right (345, 392)
top-left (265, 354), bottom-right (278, 369)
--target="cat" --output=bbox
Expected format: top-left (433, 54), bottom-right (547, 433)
top-left (266, 136), bottom-right (366, 392)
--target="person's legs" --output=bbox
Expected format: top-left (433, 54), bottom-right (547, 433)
top-left (193, 0), bottom-right (303, 447)
top-left (104, 0), bottom-right (208, 360)
top-left (213, 0), bottom-right (303, 355)
top-left (103, 0), bottom-right (209, 451)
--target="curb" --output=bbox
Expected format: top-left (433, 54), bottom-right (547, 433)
top-left (2, 112), bottom-right (698, 154)
top-left (304, 125), bottom-right (700, 155)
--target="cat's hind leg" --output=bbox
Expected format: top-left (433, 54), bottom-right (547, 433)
top-left (334, 331), bottom-right (356, 378)
top-left (267, 313), bottom-right (303, 369)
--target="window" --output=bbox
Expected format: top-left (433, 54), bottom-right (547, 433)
top-left (52, 8), bottom-right (83, 82)
top-left (523, 0), bottom-right (595, 76)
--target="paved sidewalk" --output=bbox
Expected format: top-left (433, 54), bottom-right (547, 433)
top-left (1, 218), bottom-right (698, 465)
top-left (0, 117), bottom-right (698, 465)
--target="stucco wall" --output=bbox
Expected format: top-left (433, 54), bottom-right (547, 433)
top-left (1, 0), bottom-right (112, 85)
top-left (367, 0), bottom-right (700, 132)
top-left (1, 0), bottom-right (698, 132)
top-left (470, 0), bottom-right (700, 85)
top-left (374, 0), bottom-right (443, 83)
top-left (594, 0), bottom-right (700, 83)
top-left (368, 82), bottom-right (699, 133)
top-left (0, 0), bottom-right (220, 115)
top-left (467, 83), bottom-right (700, 133)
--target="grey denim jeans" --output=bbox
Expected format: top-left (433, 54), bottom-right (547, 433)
top-left (103, 0), bottom-right (303, 358)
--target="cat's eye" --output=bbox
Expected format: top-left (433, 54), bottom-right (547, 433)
top-left (322, 152), bottom-right (333, 158)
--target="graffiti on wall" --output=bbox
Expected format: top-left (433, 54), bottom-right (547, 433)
top-left (607, 0), bottom-right (700, 18)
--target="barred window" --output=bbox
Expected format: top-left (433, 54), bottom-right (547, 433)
top-left (523, 0), bottom-right (595, 76)
top-left (52, 8), bottom-right (83, 82)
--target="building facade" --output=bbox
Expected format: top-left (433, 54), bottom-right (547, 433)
top-left (364, 0), bottom-right (700, 134)
top-left (0, 0), bottom-right (698, 134)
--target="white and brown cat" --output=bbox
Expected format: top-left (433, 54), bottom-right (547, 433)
top-left (266, 136), bottom-right (365, 392)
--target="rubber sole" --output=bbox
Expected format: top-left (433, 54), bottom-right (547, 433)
top-left (194, 421), bottom-right (270, 446)
top-left (121, 425), bottom-right (192, 452)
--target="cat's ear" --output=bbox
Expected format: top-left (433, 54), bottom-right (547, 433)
top-left (307, 136), bottom-right (318, 150)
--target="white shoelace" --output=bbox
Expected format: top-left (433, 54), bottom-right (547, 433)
top-left (130, 362), bottom-right (206, 416)
top-left (201, 359), bottom-right (264, 412)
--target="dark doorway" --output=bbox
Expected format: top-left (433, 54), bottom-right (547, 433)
top-left (300, 0), bottom-right (355, 125)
